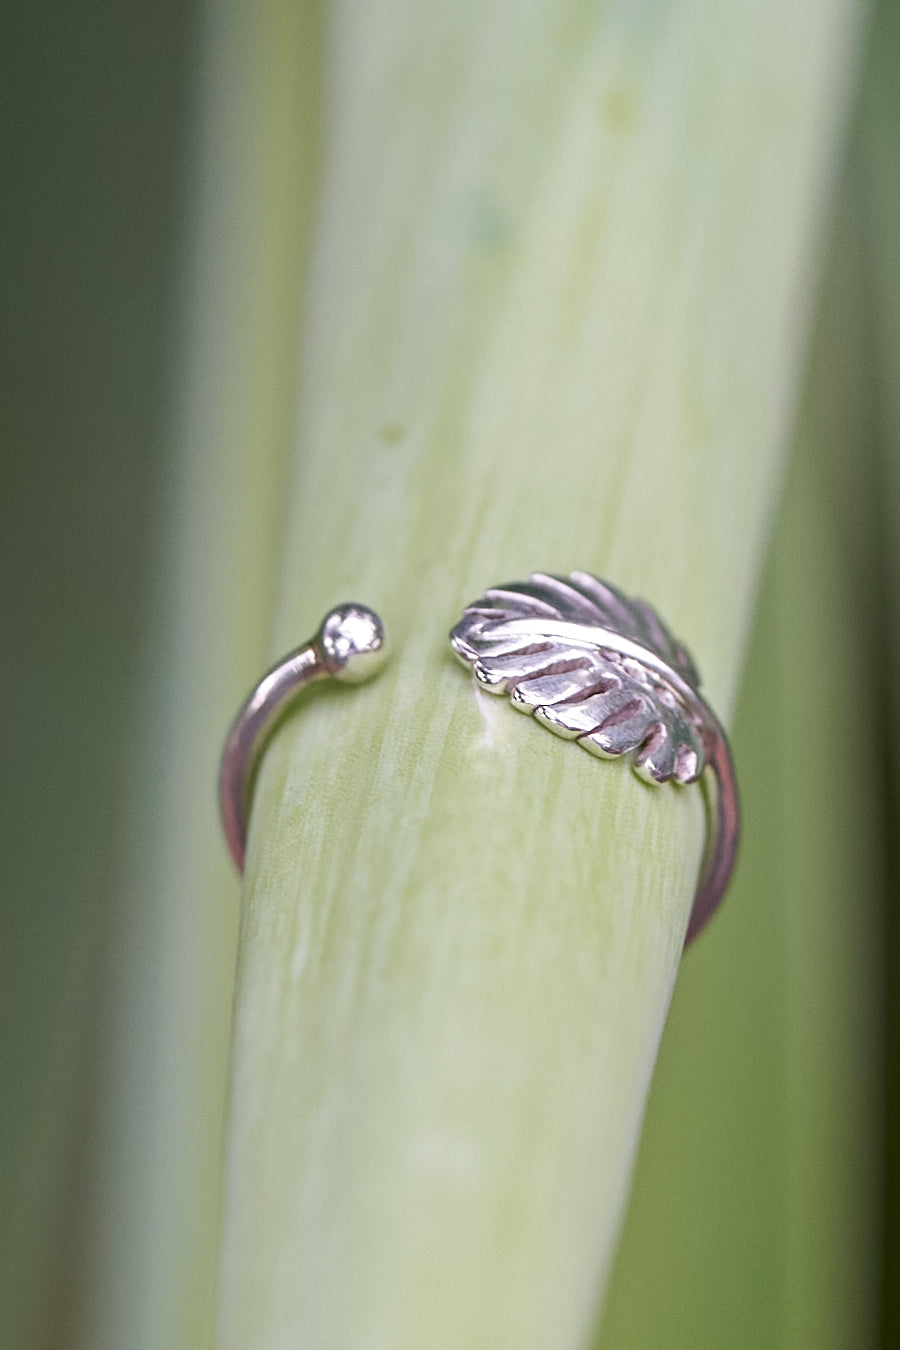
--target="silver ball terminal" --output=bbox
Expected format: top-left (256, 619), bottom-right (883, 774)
top-left (317, 603), bottom-right (389, 684)
top-left (219, 600), bottom-right (390, 870)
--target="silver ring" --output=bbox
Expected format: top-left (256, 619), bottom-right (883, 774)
top-left (218, 604), bottom-right (389, 871)
top-left (219, 573), bottom-right (738, 945)
top-left (450, 571), bottom-right (739, 944)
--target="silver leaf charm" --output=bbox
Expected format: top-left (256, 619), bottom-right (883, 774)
top-left (449, 571), bottom-right (740, 944)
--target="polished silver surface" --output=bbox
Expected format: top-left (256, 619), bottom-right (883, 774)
top-left (219, 604), bottom-right (388, 872)
top-left (450, 571), bottom-right (739, 944)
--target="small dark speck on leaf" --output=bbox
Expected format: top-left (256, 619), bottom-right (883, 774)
top-left (379, 422), bottom-right (405, 444)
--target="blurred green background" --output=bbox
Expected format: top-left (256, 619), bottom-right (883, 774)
top-left (1, 1), bottom-right (898, 1347)
top-left (1, 1), bottom-right (196, 1343)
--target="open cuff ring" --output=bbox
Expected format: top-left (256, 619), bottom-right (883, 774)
top-left (218, 572), bottom-right (739, 944)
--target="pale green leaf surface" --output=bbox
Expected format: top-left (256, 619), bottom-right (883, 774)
top-left (219, 3), bottom-right (863, 1348)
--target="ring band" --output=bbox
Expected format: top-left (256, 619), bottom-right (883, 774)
top-left (218, 603), bottom-right (389, 871)
top-left (450, 572), bottom-right (739, 944)
top-left (219, 574), bottom-right (738, 945)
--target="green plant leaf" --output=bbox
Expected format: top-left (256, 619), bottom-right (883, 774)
top-left (217, 3), bottom-right (865, 1346)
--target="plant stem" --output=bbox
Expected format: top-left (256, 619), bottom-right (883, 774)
top-left (219, 2), bottom-right (864, 1347)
